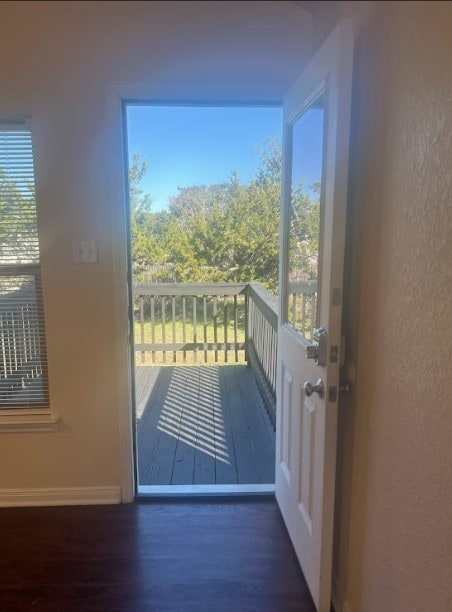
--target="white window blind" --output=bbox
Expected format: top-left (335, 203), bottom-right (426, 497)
top-left (0, 120), bottom-right (49, 408)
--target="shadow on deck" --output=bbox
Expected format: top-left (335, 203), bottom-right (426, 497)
top-left (135, 365), bottom-right (275, 486)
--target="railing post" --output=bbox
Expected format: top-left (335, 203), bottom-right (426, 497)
top-left (244, 284), bottom-right (249, 365)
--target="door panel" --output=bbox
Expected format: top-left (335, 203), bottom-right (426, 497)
top-left (299, 393), bottom-right (316, 534)
top-left (280, 363), bottom-right (293, 485)
top-left (275, 21), bottom-right (353, 612)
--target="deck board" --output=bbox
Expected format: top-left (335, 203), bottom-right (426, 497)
top-left (136, 366), bottom-right (171, 483)
top-left (171, 368), bottom-right (197, 485)
top-left (222, 366), bottom-right (262, 484)
top-left (235, 366), bottom-right (276, 484)
top-left (136, 365), bottom-right (275, 486)
top-left (215, 368), bottom-right (239, 484)
top-left (193, 367), bottom-right (217, 484)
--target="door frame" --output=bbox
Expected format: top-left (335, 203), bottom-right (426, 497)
top-left (107, 88), bottom-right (283, 500)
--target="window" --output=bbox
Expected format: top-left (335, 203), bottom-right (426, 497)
top-left (0, 119), bottom-right (49, 410)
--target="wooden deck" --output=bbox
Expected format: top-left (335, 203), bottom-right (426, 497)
top-left (135, 365), bottom-right (275, 486)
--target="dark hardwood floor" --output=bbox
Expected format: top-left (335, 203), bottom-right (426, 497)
top-left (0, 500), bottom-right (316, 611)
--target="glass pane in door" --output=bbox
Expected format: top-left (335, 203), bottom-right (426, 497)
top-left (285, 92), bottom-right (325, 341)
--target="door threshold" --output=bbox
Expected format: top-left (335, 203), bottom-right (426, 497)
top-left (137, 484), bottom-right (275, 498)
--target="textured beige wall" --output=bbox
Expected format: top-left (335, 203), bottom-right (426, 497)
top-left (0, 1), bottom-right (311, 490)
top-left (330, 3), bottom-right (452, 611)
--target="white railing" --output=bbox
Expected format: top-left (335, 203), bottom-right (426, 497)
top-left (133, 280), bottom-right (317, 427)
top-left (133, 283), bottom-right (247, 365)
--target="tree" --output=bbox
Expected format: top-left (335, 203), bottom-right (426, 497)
top-left (127, 137), bottom-right (320, 291)
top-left (128, 153), bottom-right (169, 277)
top-left (289, 181), bottom-right (321, 282)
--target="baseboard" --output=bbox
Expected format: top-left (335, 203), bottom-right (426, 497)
top-left (332, 573), bottom-right (353, 612)
top-left (0, 486), bottom-right (122, 508)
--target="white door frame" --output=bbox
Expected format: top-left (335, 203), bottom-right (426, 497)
top-left (106, 85), bottom-right (179, 503)
top-left (106, 88), bottom-right (285, 502)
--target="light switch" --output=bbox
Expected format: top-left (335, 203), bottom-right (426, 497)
top-left (72, 240), bottom-right (98, 264)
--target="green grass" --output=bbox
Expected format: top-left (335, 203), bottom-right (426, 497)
top-left (133, 298), bottom-right (246, 366)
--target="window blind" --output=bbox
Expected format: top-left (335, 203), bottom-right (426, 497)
top-left (0, 121), bottom-right (49, 408)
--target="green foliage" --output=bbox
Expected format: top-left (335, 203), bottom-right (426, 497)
top-left (128, 153), bottom-right (166, 276)
top-left (128, 138), bottom-right (320, 291)
top-left (0, 167), bottom-right (39, 264)
top-left (289, 181), bottom-right (320, 282)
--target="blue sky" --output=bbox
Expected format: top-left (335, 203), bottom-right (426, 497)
top-left (291, 106), bottom-right (324, 195)
top-left (126, 105), bottom-right (283, 211)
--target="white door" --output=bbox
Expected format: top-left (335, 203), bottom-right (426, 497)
top-left (275, 21), bottom-right (354, 612)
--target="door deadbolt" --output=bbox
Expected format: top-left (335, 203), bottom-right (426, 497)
top-left (303, 378), bottom-right (324, 398)
top-left (305, 326), bottom-right (327, 366)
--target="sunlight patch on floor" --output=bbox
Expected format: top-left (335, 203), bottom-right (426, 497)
top-left (156, 366), bottom-right (231, 464)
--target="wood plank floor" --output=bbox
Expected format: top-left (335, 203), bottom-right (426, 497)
top-left (0, 501), bottom-right (316, 611)
top-left (136, 365), bottom-right (275, 486)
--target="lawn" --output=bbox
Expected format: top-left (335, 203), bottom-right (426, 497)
top-left (133, 296), bottom-right (247, 366)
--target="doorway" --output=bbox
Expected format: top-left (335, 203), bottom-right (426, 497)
top-left (123, 103), bottom-right (284, 494)
top-left (117, 20), bottom-right (353, 612)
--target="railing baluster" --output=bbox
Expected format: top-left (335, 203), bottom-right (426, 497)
top-left (0, 315), bottom-right (6, 380)
top-left (10, 313), bottom-right (15, 375)
top-left (270, 327), bottom-right (274, 390)
top-left (234, 295), bottom-right (238, 363)
top-left (203, 296), bottom-right (207, 363)
top-left (193, 296), bottom-right (197, 363)
top-left (172, 295), bottom-right (176, 362)
top-left (11, 315), bottom-right (17, 372)
top-left (244, 290), bottom-right (249, 364)
top-left (162, 296), bottom-right (166, 364)
top-left (30, 305), bottom-right (36, 361)
top-left (256, 307), bottom-right (260, 362)
top-left (301, 293), bottom-right (306, 336)
top-left (21, 306), bottom-right (27, 366)
top-left (150, 296), bottom-right (155, 363)
top-left (272, 328), bottom-right (277, 390)
top-left (24, 304), bottom-right (29, 369)
top-left (310, 293), bottom-right (315, 340)
top-left (16, 310), bottom-right (22, 369)
top-left (213, 296), bottom-right (218, 363)
top-left (139, 295), bottom-right (145, 364)
top-left (224, 295), bottom-right (228, 363)
top-left (4, 315), bottom-right (10, 380)
top-left (182, 296), bottom-right (186, 364)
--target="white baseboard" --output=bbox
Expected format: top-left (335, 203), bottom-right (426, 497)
top-left (332, 573), bottom-right (353, 612)
top-left (0, 486), bottom-right (122, 507)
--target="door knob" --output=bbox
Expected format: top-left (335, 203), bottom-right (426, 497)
top-left (303, 379), bottom-right (324, 398)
